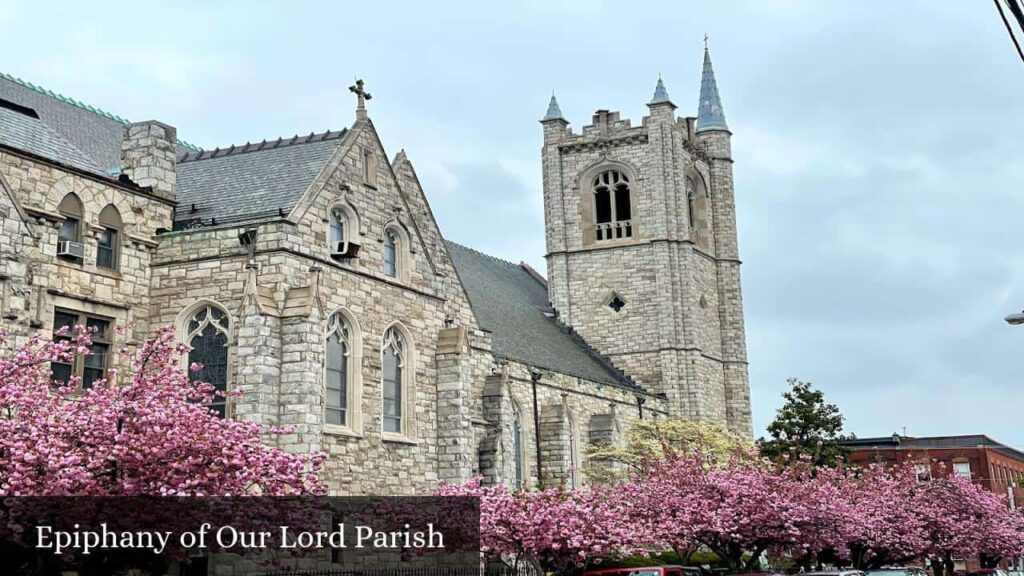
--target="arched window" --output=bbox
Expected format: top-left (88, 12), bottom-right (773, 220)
top-left (325, 312), bottom-right (352, 426)
top-left (330, 208), bottom-right (347, 246)
top-left (592, 170), bottom-right (632, 241)
top-left (97, 204), bottom-right (122, 270)
top-left (512, 404), bottom-right (525, 489)
top-left (381, 325), bottom-right (413, 437)
top-left (57, 193), bottom-right (84, 260)
top-left (383, 229), bottom-right (398, 278)
top-left (183, 304), bottom-right (230, 418)
top-left (686, 178), bottom-right (698, 229)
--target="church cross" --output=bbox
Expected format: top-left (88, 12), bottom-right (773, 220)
top-left (349, 79), bottom-right (372, 118)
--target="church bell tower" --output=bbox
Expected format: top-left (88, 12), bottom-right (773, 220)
top-left (540, 46), bottom-right (751, 435)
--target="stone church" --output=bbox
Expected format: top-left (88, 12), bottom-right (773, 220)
top-left (0, 47), bottom-right (750, 494)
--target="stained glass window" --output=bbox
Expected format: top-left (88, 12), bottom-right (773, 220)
top-left (184, 305), bottom-right (230, 418)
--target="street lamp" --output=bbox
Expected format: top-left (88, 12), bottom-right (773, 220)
top-left (1006, 311), bottom-right (1024, 325)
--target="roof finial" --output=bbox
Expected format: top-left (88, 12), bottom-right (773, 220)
top-left (650, 75), bottom-right (672, 105)
top-left (349, 78), bottom-right (372, 120)
top-left (543, 92), bottom-right (564, 121)
top-left (704, 33), bottom-right (709, 50)
top-left (696, 41), bottom-right (729, 132)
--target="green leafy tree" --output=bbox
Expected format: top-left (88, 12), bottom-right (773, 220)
top-left (759, 378), bottom-right (851, 467)
top-left (585, 418), bottom-right (756, 484)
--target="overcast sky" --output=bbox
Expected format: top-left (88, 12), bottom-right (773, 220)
top-left (3, 1), bottom-right (1024, 444)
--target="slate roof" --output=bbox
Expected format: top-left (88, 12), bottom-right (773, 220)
top-left (446, 241), bottom-right (637, 389)
top-left (842, 434), bottom-right (1024, 463)
top-left (1, 71), bottom-right (346, 226)
top-left (0, 72), bottom-right (198, 173)
top-left (0, 101), bottom-right (107, 176)
top-left (175, 130), bottom-right (348, 226)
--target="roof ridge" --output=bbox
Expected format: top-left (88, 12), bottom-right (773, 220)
top-left (0, 71), bottom-right (202, 152)
top-left (178, 128), bottom-right (347, 163)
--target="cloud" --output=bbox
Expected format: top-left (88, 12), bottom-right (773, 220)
top-left (3, 0), bottom-right (1024, 448)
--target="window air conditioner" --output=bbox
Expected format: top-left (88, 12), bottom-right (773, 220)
top-left (57, 240), bottom-right (85, 259)
top-left (331, 240), bottom-right (361, 259)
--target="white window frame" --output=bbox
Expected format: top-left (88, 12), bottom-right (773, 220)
top-left (380, 322), bottom-right (416, 442)
top-left (323, 309), bottom-right (363, 437)
top-left (953, 461), bottom-right (972, 480)
top-left (381, 223), bottom-right (412, 283)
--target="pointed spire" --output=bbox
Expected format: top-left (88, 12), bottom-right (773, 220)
top-left (650, 76), bottom-right (671, 104)
top-left (543, 92), bottom-right (564, 121)
top-left (696, 41), bottom-right (729, 132)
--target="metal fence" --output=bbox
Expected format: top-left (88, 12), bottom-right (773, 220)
top-left (268, 561), bottom-right (543, 576)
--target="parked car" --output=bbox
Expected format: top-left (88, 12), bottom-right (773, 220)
top-left (723, 572), bottom-right (786, 576)
top-left (866, 568), bottom-right (928, 576)
top-left (584, 566), bottom-right (703, 576)
top-left (801, 571), bottom-right (867, 576)
top-left (968, 571), bottom-right (1010, 576)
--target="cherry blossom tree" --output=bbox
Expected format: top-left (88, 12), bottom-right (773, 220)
top-left (0, 325), bottom-right (327, 574)
top-left (915, 474), bottom-right (1024, 576)
top-left (438, 478), bottom-right (654, 575)
top-left (0, 325), bottom-right (326, 496)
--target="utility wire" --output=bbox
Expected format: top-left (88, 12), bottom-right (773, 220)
top-left (994, 0), bottom-right (1024, 64)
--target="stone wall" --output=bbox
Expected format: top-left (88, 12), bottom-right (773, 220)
top-left (541, 101), bottom-right (751, 435)
top-left (474, 356), bottom-right (669, 489)
top-left (148, 120), bottom-right (492, 494)
top-left (0, 148), bottom-right (173, 377)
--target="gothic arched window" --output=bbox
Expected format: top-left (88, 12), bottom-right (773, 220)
top-left (686, 177), bottom-right (698, 229)
top-left (592, 170), bottom-right (632, 241)
top-left (325, 312), bottom-right (352, 426)
top-left (184, 304), bottom-right (230, 418)
top-left (381, 326), bottom-right (406, 434)
top-left (330, 208), bottom-right (347, 246)
top-left (383, 229), bottom-right (398, 278)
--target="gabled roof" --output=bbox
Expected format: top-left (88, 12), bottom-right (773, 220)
top-left (175, 130), bottom-right (348, 227)
top-left (0, 101), bottom-right (107, 176)
top-left (0, 72), bottom-right (198, 173)
top-left (446, 241), bottom-right (638, 389)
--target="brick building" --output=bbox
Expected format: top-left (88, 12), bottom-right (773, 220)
top-left (843, 434), bottom-right (1024, 507)
top-left (0, 44), bottom-right (750, 498)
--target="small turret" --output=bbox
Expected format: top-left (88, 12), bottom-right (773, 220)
top-left (540, 92), bottom-right (569, 143)
top-left (543, 93), bottom-right (564, 121)
top-left (649, 76), bottom-right (673, 106)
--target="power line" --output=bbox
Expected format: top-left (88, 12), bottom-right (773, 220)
top-left (994, 0), bottom-right (1024, 64)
